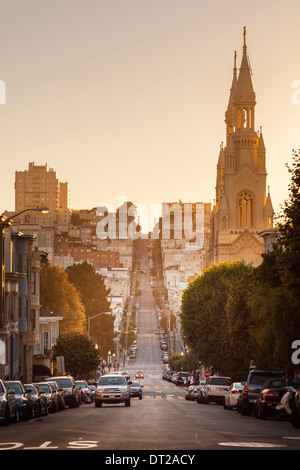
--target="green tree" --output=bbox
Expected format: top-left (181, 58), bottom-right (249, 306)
top-left (277, 149), bottom-right (300, 297)
top-left (180, 260), bottom-right (253, 378)
top-left (52, 333), bottom-right (100, 379)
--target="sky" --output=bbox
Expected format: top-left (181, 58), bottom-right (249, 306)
top-left (0, 0), bottom-right (299, 223)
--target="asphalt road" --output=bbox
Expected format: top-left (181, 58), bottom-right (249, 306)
top-left (1, 248), bottom-right (300, 453)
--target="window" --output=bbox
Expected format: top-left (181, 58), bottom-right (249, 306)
top-left (44, 331), bottom-right (50, 351)
top-left (238, 191), bottom-right (254, 228)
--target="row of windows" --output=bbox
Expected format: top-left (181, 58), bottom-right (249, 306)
top-left (220, 191), bottom-right (272, 229)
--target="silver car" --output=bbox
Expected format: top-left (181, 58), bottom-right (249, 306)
top-left (95, 374), bottom-right (132, 407)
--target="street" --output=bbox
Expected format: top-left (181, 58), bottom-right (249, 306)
top-left (1, 254), bottom-right (300, 453)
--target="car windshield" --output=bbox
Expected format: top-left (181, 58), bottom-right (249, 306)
top-left (48, 382), bottom-right (58, 390)
top-left (211, 378), bottom-right (231, 386)
top-left (0, 383), bottom-right (4, 393)
top-left (37, 383), bottom-right (51, 392)
top-left (131, 382), bottom-right (140, 387)
top-left (54, 378), bottom-right (72, 388)
top-left (76, 381), bottom-right (86, 388)
top-left (267, 380), bottom-right (287, 388)
top-left (7, 382), bottom-right (23, 394)
top-left (249, 374), bottom-right (283, 386)
top-left (25, 385), bottom-right (35, 393)
top-left (99, 376), bottom-right (126, 386)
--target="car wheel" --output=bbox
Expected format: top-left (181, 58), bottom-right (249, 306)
top-left (1, 405), bottom-right (10, 426)
top-left (139, 394), bottom-right (142, 400)
top-left (258, 406), bottom-right (266, 420)
top-left (13, 408), bottom-right (19, 423)
top-left (291, 403), bottom-right (300, 428)
top-left (95, 400), bottom-right (102, 407)
top-left (125, 399), bottom-right (131, 407)
top-left (26, 405), bottom-right (34, 420)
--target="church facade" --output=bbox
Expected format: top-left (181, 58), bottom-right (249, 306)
top-left (210, 28), bottom-right (274, 267)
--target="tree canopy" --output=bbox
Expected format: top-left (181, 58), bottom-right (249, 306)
top-left (66, 262), bottom-right (115, 357)
top-left (40, 260), bottom-right (86, 335)
top-left (52, 333), bottom-right (100, 379)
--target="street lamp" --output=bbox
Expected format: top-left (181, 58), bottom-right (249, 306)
top-left (0, 207), bottom-right (50, 326)
top-left (108, 350), bottom-right (111, 372)
top-left (87, 311), bottom-right (112, 340)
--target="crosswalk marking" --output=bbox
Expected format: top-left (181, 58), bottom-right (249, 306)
top-left (143, 394), bottom-right (185, 400)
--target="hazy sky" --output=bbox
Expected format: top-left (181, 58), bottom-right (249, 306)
top-left (0, 0), bottom-right (299, 220)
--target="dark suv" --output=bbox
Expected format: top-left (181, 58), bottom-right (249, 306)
top-left (240, 370), bottom-right (285, 416)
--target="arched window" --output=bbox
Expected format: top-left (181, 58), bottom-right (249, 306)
top-left (238, 191), bottom-right (254, 227)
top-left (236, 108), bottom-right (242, 129)
top-left (242, 108), bottom-right (248, 128)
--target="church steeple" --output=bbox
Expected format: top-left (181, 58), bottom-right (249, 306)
top-left (211, 27), bottom-right (273, 268)
top-left (225, 51), bottom-right (238, 138)
top-left (234, 27), bottom-right (256, 131)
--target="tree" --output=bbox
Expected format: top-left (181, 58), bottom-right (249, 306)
top-left (277, 149), bottom-right (300, 297)
top-left (180, 260), bottom-right (253, 378)
top-left (66, 262), bottom-right (115, 356)
top-left (52, 333), bottom-right (100, 379)
top-left (66, 262), bottom-right (111, 317)
top-left (40, 260), bottom-right (86, 335)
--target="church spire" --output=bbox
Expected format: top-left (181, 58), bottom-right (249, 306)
top-left (225, 50), bottom-right (238, 137)
top-left (234, 26), bottom-right (256, 108)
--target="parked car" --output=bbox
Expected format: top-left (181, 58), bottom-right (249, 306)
top-left (95, 374), bottom-right (132, 407)
top-left (0, 379), bottom-right (18, 425)
top-left (224, 382), bottom-right (244, 410)
top-left (76, 380), bottom-right (93, 403)
top-left (200, 376), bottom-right (232, 405)
top-left (173, 372), bottom-right (191, 386)
top-left (255, 378), bottom-right (288, 420)
top-left (185, 386), bottom-right (195, 400)
top-left (5, 380), bottom-right (34, 421)
top-left (166, 371), bottom-right (176, 382)
top-left (191, 385), bottom-right (203, 401)
top-left (45, 381), bottom-right (66, 410)
top-left (24, 384), bottom-right (48, 417)
top-left (44, 376), bottom-right (80, 408)
top-left (291, 391), bottom-right (300, 428)
top-left (88, 383), bottom-right (97, 400)
top-left (129, 381), bottom-right (143, 399)
top-left (239, 370), bottom-right (285, 416)
top-left (34, 382), bottom-right (58, 413)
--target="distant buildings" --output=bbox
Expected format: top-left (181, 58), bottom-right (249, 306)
top-left (15, 162), bottom-right (71, 226)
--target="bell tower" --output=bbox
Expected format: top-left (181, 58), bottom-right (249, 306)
top-left (211, 27), bottom-right (274, 267)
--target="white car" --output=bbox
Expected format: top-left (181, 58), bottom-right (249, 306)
top-left (224, 382), bottom-right (244, 409)
top-left (200, 376), bottom-right (232, 404)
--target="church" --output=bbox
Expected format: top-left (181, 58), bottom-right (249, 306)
top-left (210, 27), bottom-right (274, 267)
